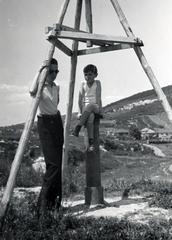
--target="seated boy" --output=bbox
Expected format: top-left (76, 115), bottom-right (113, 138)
top-left (73, 64), bottom-right (103, 151)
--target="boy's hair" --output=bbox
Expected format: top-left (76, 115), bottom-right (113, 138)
top-left (83, 64), bottom-right (98, 75)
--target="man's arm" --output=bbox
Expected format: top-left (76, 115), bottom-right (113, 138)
top-left (29, 71), bottom-right (40, 97)
top-left (29, 62), bottom-right (49, 97)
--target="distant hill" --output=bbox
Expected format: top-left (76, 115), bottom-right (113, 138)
top-left (1, 85), bottom-right (172, 133)
top-left (102, 85), bottom-right (172, 131)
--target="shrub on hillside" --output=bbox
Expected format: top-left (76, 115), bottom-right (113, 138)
top-left (100, 136), bottom-right (153, 156)
top-left (129, 125), bottom-right (141, 140)
top-left (16, 163), bottom-right (43, 187)
top-left (68, 147), bottom-right (85, 166)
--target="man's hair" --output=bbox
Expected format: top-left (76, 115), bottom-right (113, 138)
top-left (83, 64), bottom-right (98, 75)
top-left (43, 58), bottom-right (58, 67)
top-left (50, 58), bottom-right (58, 65)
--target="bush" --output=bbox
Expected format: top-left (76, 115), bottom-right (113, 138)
top-left (16, 163), bottom-right (43, 187)
top-left (129, 125), bottom-right (141, 140)
top-left (100, 137), bottom-right (153, 156)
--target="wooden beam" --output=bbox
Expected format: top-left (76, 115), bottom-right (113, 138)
top-left (77, 43), bottom-right (134, 56)
top-left (56, 0), bottom-right (70, 24)
top-left (110, 0), bottom-right (172, 123)
top-left (46, 24), bottom-right (108, 47)
top-left (48, 37), bottom-right (73, 56)
top-left (85, 0), bottom-right (93, 47)
top-left (46, 24), bottom-right (83, 34)
top-left (50, 30), bottom-right (143, 45)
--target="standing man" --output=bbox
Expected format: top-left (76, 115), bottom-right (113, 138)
top-left (30, 58), bottom-right (64, 216)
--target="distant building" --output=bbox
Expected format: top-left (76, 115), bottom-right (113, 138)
top-left (141, 128), bottom-right (172, 143)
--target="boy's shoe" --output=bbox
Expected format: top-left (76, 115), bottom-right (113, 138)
top-left (95, 113), bottom-right (103, 119)
top-left (71, 125), bottom-right (81, 137)
top-left (88, 139), bottom-right (95, 152)
top-left (88, 144), bottom-right (95, 152)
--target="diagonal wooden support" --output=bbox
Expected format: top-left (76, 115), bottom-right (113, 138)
top-left (0, 0), bottom-right (70, 221)
top-left (85, 0), bottom-right (93, 47)
top-left (48, 37), bottom-right (73, 56)
top-left (0, 48), bottom-right (54, 221)
top-left (110, 0), bottom-right (172, 123)
top-left (77, 43), bottom-right (134, 56)
top-left (62, 0), bottom-right (83, 192)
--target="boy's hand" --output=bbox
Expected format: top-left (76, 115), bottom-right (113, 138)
top-left (77, 113), bottom-right (82, 119)
top-left (99, 113), bottom-right (104, 119)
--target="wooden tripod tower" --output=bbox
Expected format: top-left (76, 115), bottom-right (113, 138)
top-left (1, 0), bottom-right (172, 219)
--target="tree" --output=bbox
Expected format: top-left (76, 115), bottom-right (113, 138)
top-left (129, 125), bottom-right (141, 140)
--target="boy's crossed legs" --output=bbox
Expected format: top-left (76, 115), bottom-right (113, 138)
top-left (72, 103), bottom-right (101, 151)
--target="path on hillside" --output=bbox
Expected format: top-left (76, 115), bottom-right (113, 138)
top-left (7, 188), bottom-right (172, 227)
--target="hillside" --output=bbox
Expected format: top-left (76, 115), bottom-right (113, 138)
top-left (1, 85), bottom-right (172, 140)
top-left (102, 85), bottom-right (172, 131)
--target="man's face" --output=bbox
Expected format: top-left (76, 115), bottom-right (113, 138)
top-left (46, 63), bottom-right (59, 84)
top-left (84, 71), bottom-right (96, 84)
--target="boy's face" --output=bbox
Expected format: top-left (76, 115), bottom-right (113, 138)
top-left (46, 63), bottom-right (59, 84)
top-left (84, 71), bottom-right (97, 84)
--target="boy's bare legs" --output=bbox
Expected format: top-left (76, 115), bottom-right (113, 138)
top-left (73, 104), bottom-right (99, 137)
top-left (86, 113), bottom-right (95, 151)
top-left (72, 110), bottom-right (90, 137)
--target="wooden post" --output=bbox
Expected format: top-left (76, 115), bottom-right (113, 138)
top-left (85, 0), bottom-right (93, 47)
top-left (62, 0), bottom-right (83, 187)
top-left (0, 0), bottom-right (70, 220)
top-left (84, 118), bottom-right (104, 205)
top-left (110, 0), bottom-right (172, 123)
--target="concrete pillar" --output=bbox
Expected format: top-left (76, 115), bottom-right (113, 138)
top-left (84, 117), bottom-right (104, 205)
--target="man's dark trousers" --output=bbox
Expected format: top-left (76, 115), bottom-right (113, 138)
top-left (37, 111), bottom-right (64, 213)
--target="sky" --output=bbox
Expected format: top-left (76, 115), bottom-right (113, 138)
top-left (0, 0), bottom-right (172, 126)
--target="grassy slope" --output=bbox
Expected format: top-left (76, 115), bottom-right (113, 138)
top-left (2, 101), bottom-right (172, 238)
